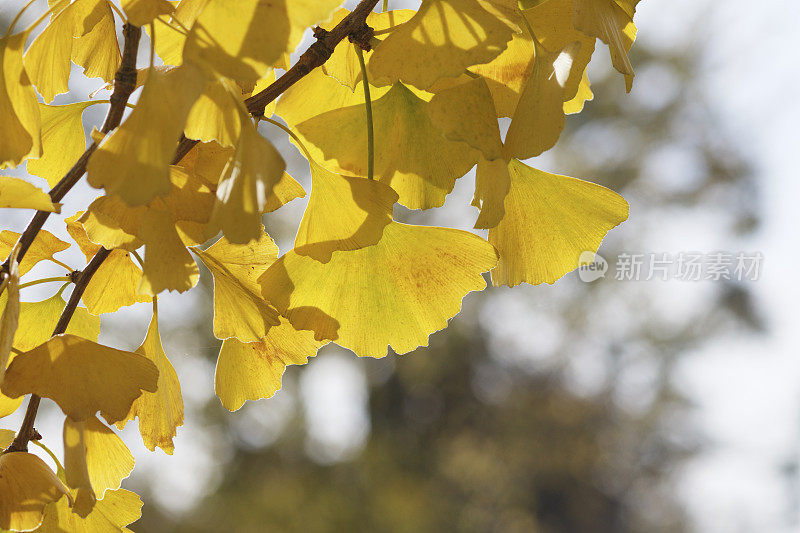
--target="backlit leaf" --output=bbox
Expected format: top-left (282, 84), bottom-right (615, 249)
top-left (0, 229), bottom-right (70, 276)
top-left (488, 159), bottom-right (629, 286)
top-left (0, 452), bottom-right (71, 531)
top-left (121, 0), bottom-right (174, 26)
top-left (0, 32), bottom-right (41, 168)
top-left (116, 307), bottom-right (184, 454)
top-left (260, 222), bottom-right (498, 358)
top-left (27, 102), bottom-right (93, 188)
top-left (1, 335), bottom-right (158, 424)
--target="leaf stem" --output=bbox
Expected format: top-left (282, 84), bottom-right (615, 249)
top-left (355, 46), bottom-right (375, 181)
top-left (261, 117), bottom-right (313, 162)
top-left (382, 0), bottom-right (389, 12)
top-left (131, 249), bottom-right (145, 270)
top-left (107, 0), bottom-right (126, 23)
top-left (18, 276), bottom-right (71, 290)
top-left (4, 0), bottom-right (37, 38)
top-left (48, 257), bottom-right (74, 273)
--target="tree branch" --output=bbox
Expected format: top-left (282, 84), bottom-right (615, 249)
top-left (171, 0), bottom-right (381, 164)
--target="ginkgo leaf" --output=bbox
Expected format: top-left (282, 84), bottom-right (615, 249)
top-left (287, 81), bottom-right (477, 209)
top-left (149, 0), bottom-right (205, 66)
top-left (78, 195), bottom-right (145, 251)
top-left (0, 229), bottom-right (70, 276)
top-left (0, 178), bottom-right (56, 215)
top-left (27, 102), bottom-right (92, 188)
top-left (0, 31), bottom-right (41, 169)
top-left (0, 249), bottom-right (19, 384)
top-left (36, 488), bottom-right (142, 532)
top-left (369, 0), bottom-right (517, 90)
top-left (121, 0), bottom-right (174, 25)
top-left (0, 429), bottom-right (14, 448)
top-left (116, 307), bottom-right (184, 454)
top-left (192, 232), bottom-right (281, 342)
top-left (322, 9), bottom-right (415, 90)
top-left (216, 320), bottom-right (324, 411)
top-left (138, 208), bottom-right (200, 295)
top-left (0, 393), bottom-right (23, 418)
top-left (564, 70), bottom-right (593, 114)
top-left (24, 2), bottom-right (75, 103)
top-left (185, 77), bottom-right (249, 147)
top-left (0, 452), bottom-right (71, 531)
top-left (64, 416), bottom-right (134, 501)
top-left (573, 0), bottom-right (639, 91)
top-left (66, 213), bottom-right (149, 315)
top-left (72, 0), bottom-right (120, 83)
top-left (468, 30), bottom-right (534, 118)
top-left (473, 157), bottom-right (511, 229)
top-left (488, 159), bottom-right (629, 286)
top-left (504, 40), bottom-right (579, 160)
top-left (0, 334), bottom-right (158, 424)
top-left (295, 162), bottom-right (397, 262)
top-left (87, 64), bottom-right (207, 205)
top-left (12, 292), bottom-right (100, 353)
top-left (526, 0), bottom-right (596, 102)
top-left (183, 0), bottom-right (341, 83)
top-left (207, 121), bottom-right (286, 244)
top-left (260, 222), bottom-right (498, 358)
top-left (429, 77), bottom-right (504, 161)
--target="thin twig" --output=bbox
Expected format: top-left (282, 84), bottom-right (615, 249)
top-left (171, 0), bottom-right (381, 164)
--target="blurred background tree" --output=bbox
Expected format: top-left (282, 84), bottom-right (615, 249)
top-left (126, 15), bottom-right (762, 533)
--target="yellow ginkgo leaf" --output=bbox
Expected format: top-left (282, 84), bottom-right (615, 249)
top-left (0, 249), bottom-right (20, 384)
top-left (0, 229), bottom-right (69, 276)
top-left (192, 232), bottom-right (281, 342)
top-left (289, 82), bottom-right (477, 209)
top-left (149, 0), bottom-right (205, 66)
top-left (526, 0), bottom-right (596, 102)
top-left (185, 77), bottom-right (249, 147)
top-left (72, 0), bottom-right (120, 83)
top-left (429, 77), bottom-right (504, 161)
top-left (0, 177), bottom-right (55, 212)
top-left (24, 2), bottom-right (75, 103)
top-left (573, 0), bottom-right (638, 91)
top-left (322, 9), bottom-right (415, 91)
top-left (87, 64), bottom-right (207, 206)
top-left (183, 0), bottom-right (341, 83)
top-left (369, 0), bottom-right (517, 90)
top-left (13, 292), bottom-right (100, 353)
top-left (0, 429), bottom-right (14, 448)
top-left (121, 0), bottom-right (174, 25)
top-left (116, 307), bottom-right (183, 454)
top-left (295, 162), bottom-right (397, 262)
top-left (488, 159), bottom-right (629, 286)
top-left (504, 40), bottom-right (579, 160)
top-left (216, 320), bottom-right (324, 411)
top-left (0, 452), bottom-right (71, 531)
top-left (27, 102), bottom-right (92, 188)
top-left (0, 32), bottom-right (41, 169)
top-left (64, 416), bottom-right (134, 501)
top-left (36, 488), bottom-right (142, 532)
top-left (469, 30), bottom-right (534, 118)
top-left (0, 334), bottom-right (159, 424)
top-left (473, 157), bottom-right (511, 229)
top-left (78, 195), bottom-right (145, 251)
top-left (0, 393), bottom-right (23, 418)
top-left (564, 70), bottom-right (593, 114)
top-left (207, 121), bottom-right (286, 244)
top-left (260, 222), bottom-right (498, 358)
top-left (66, 213), bottom-right (149, 315)
top-left (138, 208), bottom-right (200, 295)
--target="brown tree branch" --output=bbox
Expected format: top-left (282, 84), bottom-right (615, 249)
top-left (172, 0), bottom-right (381, 163)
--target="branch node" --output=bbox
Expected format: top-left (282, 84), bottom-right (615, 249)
top-left (349, 24), bottom-right (375, 51)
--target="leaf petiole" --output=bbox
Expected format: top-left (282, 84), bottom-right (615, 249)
top-left (355, 46), bottom-right (375, 180)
